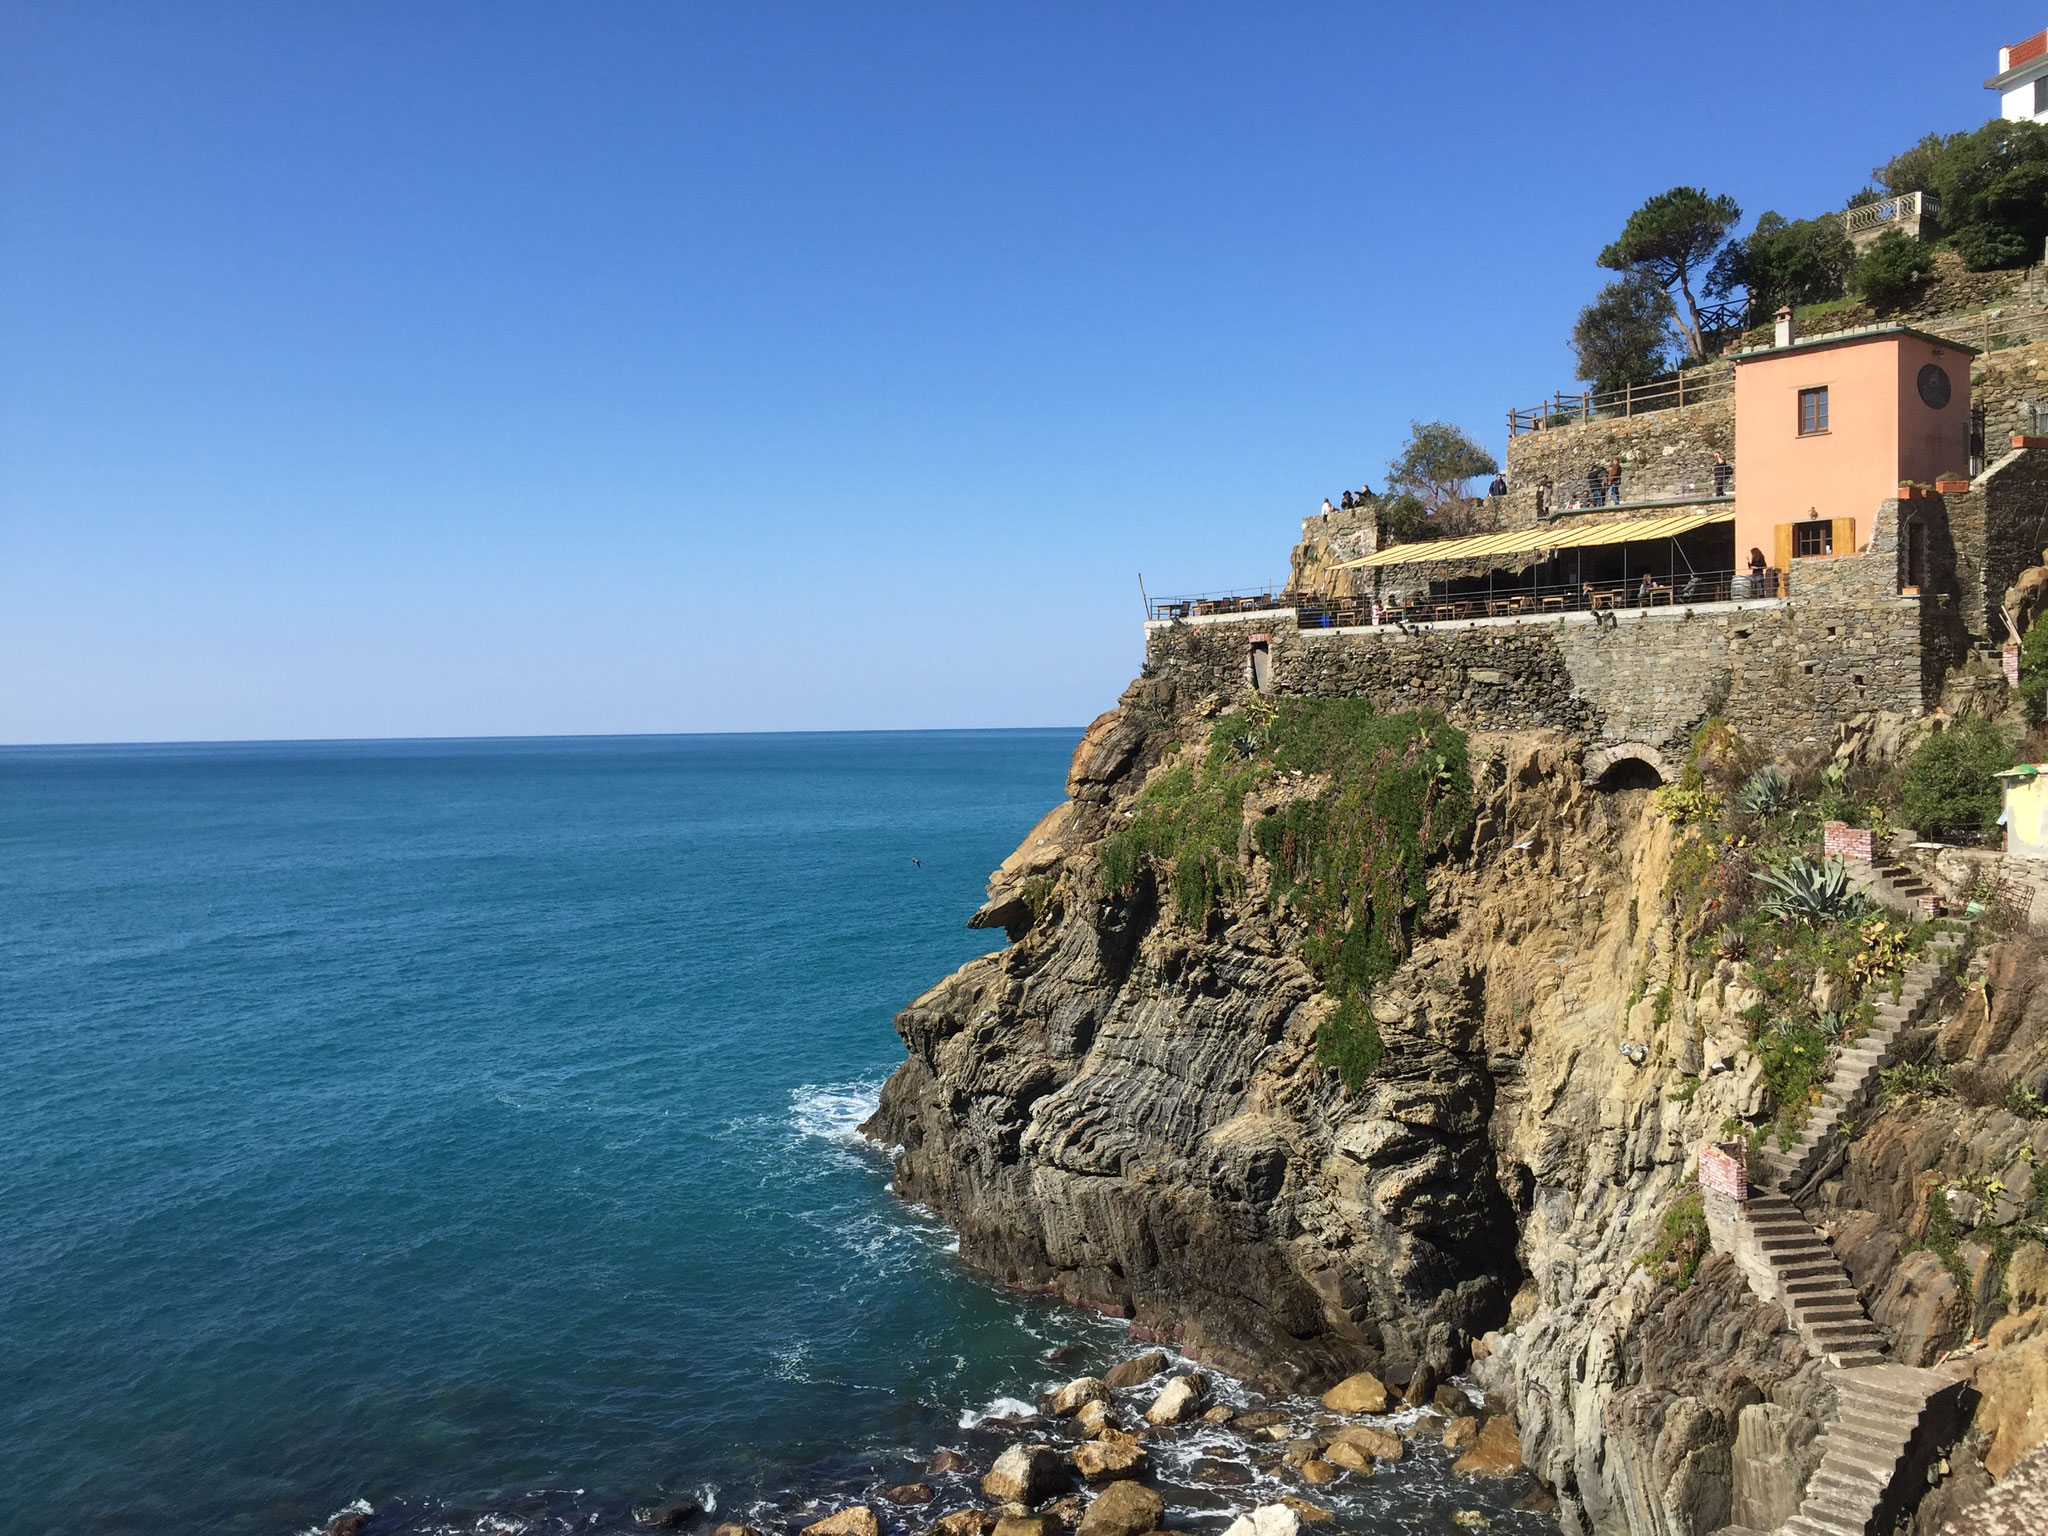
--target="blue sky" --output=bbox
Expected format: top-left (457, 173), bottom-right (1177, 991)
top-left (1, 3), bottom-right (2035, 742)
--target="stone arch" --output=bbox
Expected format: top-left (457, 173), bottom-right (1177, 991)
top-left (1585, 742), bottom-right (1667, 790)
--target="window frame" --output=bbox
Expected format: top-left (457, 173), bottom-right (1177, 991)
top-left (1798, 386), bottom-right (1830, 436)
top-left (1793, 521), bottom-right (1833, 559)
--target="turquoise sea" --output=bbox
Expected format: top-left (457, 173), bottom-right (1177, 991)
top-left (0, 733), bottom-right (1547, 1536)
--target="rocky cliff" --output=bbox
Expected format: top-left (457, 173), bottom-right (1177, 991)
top-left (866, 675), bottom-right (2048, 1536)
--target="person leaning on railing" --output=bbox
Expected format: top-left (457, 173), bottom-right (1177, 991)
top-left (1713, 452), bottom-right (1732, 496)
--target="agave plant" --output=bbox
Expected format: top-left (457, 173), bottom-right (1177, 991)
top-left (1713, 925), bottom-right (1747, 960)
top-left (1755, 854), bottom-right (1870, 925)
top-left (1735, 765), bottom-right (1795, 817)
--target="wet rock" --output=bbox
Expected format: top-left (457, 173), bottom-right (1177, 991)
top-left (1220, 1506), bottom-right (1300, 1536)
top-left (928, 1451), bottom-right (973, 1475)
top-left (1279, 1437), bottom-right (1324, 1466)
top-left (803, 1511), bottom-right (881, 1536)
top-left (1070, 1439), bottom-right (1149, 1481)
top-left (1042, 1494), bottom-right (1088, 1531)
top-left (1232, 1411), bottom-right (1290, 1430)
top-left (1318, 1373), bottom-right (1386, 1414)
top-left (1189, 1459), bottom-right (1252, 1486)
top-left (1451, 1418), bottom-right (1523, 1477)
top-left (322, 1517), bottom-right (370, 1536)
top-left (1329, 1425), bottom-right (1401, 1462)
top-left (983, 1445), bottom-right (1072, 1507)
top-left (1102, 1352), bottom-right (1171, 1391)
top-left (1321, 1441), bottom-right (1371, 1473)
top-left (1442, 1416), bottom-right (1478, 1453)
top-left (1050, 1378), bottom-right (1110, 1416)
top-left (1144, 1375), bottom-right (1205, 1426)
top-left (1432, 1386), bottom-right (1474, 1418)
top-left (1450, 1515), bottom-right (1490, 1531)
top-left (1297, 1460), bottom-right (1336, 1486)
top-left (634, 1501), bottom-right (702, 1528)
top-left (1074, 1480), bottom-right (1165, 1536)
top-left (932, 1511), bottom-right (996, 1536)
top-left (994, 1516), bottom-right (1057, 1536)
top-left (712, 1524), bottom-right (759, 1536)
top-left (1202, 1406), bottom-right (1236, 1424)
top-left (1277, 1497), bottom-right (1333, 1526)
top-left (1075, 1401), bottom-right (1119, 1436)
top-left (884, 1484), bottom-right (935, 1506)
top-left (1402, 1363), bottom-right (1437, 1407)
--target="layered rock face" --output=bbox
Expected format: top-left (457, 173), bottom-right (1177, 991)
top-left (868, 676), bottom-right (2048, 1534)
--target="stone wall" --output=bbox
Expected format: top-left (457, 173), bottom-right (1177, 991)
top-left (1146, 500), bottom-right (1938, 764)
top-left (1502, 386), bottom-right (1735, 526)
top-left (1982, 448), bottom-right (2048, 642)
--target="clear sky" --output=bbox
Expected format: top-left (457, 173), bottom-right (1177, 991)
top-left (2, 3), bottom-right (2036, 743)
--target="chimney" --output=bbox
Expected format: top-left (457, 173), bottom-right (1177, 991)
top-left (1775, 305), bottom-right (1796, 348)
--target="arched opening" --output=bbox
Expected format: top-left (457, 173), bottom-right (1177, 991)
top-left (1596, 755), bottom-right (1664, 791)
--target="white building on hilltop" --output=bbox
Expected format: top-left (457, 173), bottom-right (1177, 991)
top-left (1989, 28), bottom-right (2048, 122)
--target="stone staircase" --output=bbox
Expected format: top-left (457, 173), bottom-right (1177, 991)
top-left (1845, 858), bottom-right (1942, 922)
top-left (1778, 1365), bottom-right (1972, 1536)
top-left (1738, 1190), bottom-right (1886, 1367)
top-left (1752, 929), bottom-right (1965, 1197)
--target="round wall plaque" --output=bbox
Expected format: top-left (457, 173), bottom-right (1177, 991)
top-left (1918, 363), bottom-right (1952, 409)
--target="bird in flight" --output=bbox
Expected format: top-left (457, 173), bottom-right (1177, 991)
top-left (910, 857), bottom-right (923, 868)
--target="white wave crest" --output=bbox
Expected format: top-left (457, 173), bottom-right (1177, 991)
top-left (789, 1080), bottom-right (884, 1143)
top-left (301, 1501), bottom-right (372, 1536)
top-left (959, 1395), bottom-right (1036, 1428)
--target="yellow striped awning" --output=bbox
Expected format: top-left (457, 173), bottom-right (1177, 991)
top-left (1331, 509), bottom-right (1733, 570)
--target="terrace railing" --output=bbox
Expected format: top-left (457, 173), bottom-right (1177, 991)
top-left (1508, 367), bottom-right (1733, 436)
top-left (1843, 190), bottom-right (1939, 240)
top-left (1145, 584), bottom-right (1288, 622)
top-left (1147, 570), bottom-right (1761, 627)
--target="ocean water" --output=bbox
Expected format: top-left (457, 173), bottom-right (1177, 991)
top-left (0, 733), bottom-right (1549, 1536)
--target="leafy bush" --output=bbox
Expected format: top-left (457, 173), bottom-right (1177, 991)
top-left (1636, 1186), bottom-right (1710, 1290)
top-left (1900, 718), bottom-right (2013, 838)
top-left (1875, 119), bottom-right (2048, 271)
top-left (2005, 1079), bottom-right (2048, 1120)
top-left (1880, 1060), bottom-right (1948, 1104)
top-left (1759, 1016), bottom-right (1834, 1132)
top-left (1848, 229), bottom-right (1934, 309)
top-left (1735, 765), bottom-right (1794, 817)
top-left (1572, 273), bottom-right (1676, 391)
top-left (1098, 700), bottom-right (1472, 1093)
top-left (1709, 210), bottom-right (1854, 324)
top-left (2019, 614), bottom-right (2048, 727)
top-left (1653, 783), bottom-right (1721, 827)
top-left (1756, 854), bottom-right (1869, 924)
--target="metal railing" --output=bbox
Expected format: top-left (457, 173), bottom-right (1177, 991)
top-left (1146, 584), bottom-right (1287, 622)
top-left (1538, 475), bottom-right (1734, 514)
top-left (1843, 190), bottom-right (1939, 239)
top-left (1509, 367), bottom-right (1734, 435)
top-left (1296, 570), bottom-right (1751, 629)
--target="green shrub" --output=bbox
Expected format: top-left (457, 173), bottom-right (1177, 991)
top-left (1735, 765), bottom-right (1794, 817)
top-left (2019, 614), bottom-right (2048, 727)
top-left (1880, 1060), bottom-right (1948, 1105)
top-left (1636, 1186), bottom-right (1710, 1290)
top-left (1710, 210), bottom-right (1854, 324)
top-left (1875, 119), bottom-right (2048, 272)
top-left (1900, 718), bottom-right (2013, 838)
top-left (1756, 854), bottom-right (1868, 924)
top-left (1848, 229), bottom-right (1934, 309)
top-left (1098, 700), bottom-right (1472, 1092)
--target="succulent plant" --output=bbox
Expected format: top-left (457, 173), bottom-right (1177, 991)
top-left (1734, 765), bottom-right (1795, 818)
top-left (1755, 854), bottom-right (1869, 925)
top-left (1713, 925), bottom-right (1747, 959)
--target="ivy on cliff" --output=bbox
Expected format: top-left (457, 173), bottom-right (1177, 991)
top-left (1097, 698), bottom-right (1472, 1092)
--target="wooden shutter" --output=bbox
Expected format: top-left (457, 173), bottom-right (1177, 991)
top-left (1831, 517), bottom-right (1856, 555)
top-left (1774, 523), bottom-right (1794, 571)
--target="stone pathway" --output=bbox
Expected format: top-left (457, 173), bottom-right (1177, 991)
top-left (1778, 1364), bottom-right (1971, 1536)
top-left (1845, 858), bottom-right (1941, 922)
top-left (1753, 928), bottom-right (1966, 1198)
top-left (1737, 1190), bottom-right (1885, 1367)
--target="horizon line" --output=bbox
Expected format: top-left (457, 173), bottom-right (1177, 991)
top-left (0, 724), bottom-right (1092, 752)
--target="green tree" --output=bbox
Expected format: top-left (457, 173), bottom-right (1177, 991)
top-left (1876, 120), bottom-right (2048, 271)
top-left (2019, 612), bottom-right (2048, 726)
top-left (1709, 211), bottom-right (1854, 324)
top-left (1384, 421), bottom-right (1498, 537)
top-left (1849, 229), bottom-right (1935, 310)
top-left (1900, 717), bottom-right (2013, 838)
top-left (1572, 273), bottom-right (1675, 391)
top-left (1599, 187), bottom-right (1743, 359)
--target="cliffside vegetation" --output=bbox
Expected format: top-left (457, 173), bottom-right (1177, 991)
top-left (1097, 698), bottom-right (1471, 1090)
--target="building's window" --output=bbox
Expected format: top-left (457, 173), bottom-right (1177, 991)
top-left (1794, 521), bottom-right (1833, 558)
top-left (1799, 386), bottom-right (1829, 435)
top-left (2034, 75), bottom-right (2048, 115)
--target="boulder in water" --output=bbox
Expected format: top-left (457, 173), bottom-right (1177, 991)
top-left (883, 1483), bottom-right (934, 1506)
top-left (1070, 1438), bottom-right (1149, 1481)
top-left (1143, 1375), bottom-right (1204, 1425)
top-left (802, 1511), bottom-right (880, 1536)
top-left (1277, 1498), bottom-right (1334, 1526)
top-left (993, 1517), bottom-right (1056, 1536)
top-left (1102, 1352), bottom-right (1170, 1391)
top-left (1442, 1416), bottom-right (1478, 1453)
top-left (1220, 1506), bottom-right (1300, 1536)
top-left (1049, 1377), bottom-right (1109, 1416)
top-left (932, 1513), bottom-right (996, 1536)
top-left (1318, 1373), bottom-right (1386, 1414)
top-left (1201, 1406), bottom-right (1235, 1425)
top-left (1297, 1460), bottom-right (1335, 1486)
top-left (928, 1450), bottom-right (973, 1475)
top-left (1329, 1425), bottom-right (1401, 1462)
top-left (1074, 1480), bottom-right (1164, 1536)
top-left (1075, 1400), bottom-right (1119, 1435)
top-left (982, 1444), bottom-right (1071, 1506)
top-left (1321, 1441), bottom-right (1371, 1473)
top-left (1451, 1417), bottom-right (1524, 1477)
